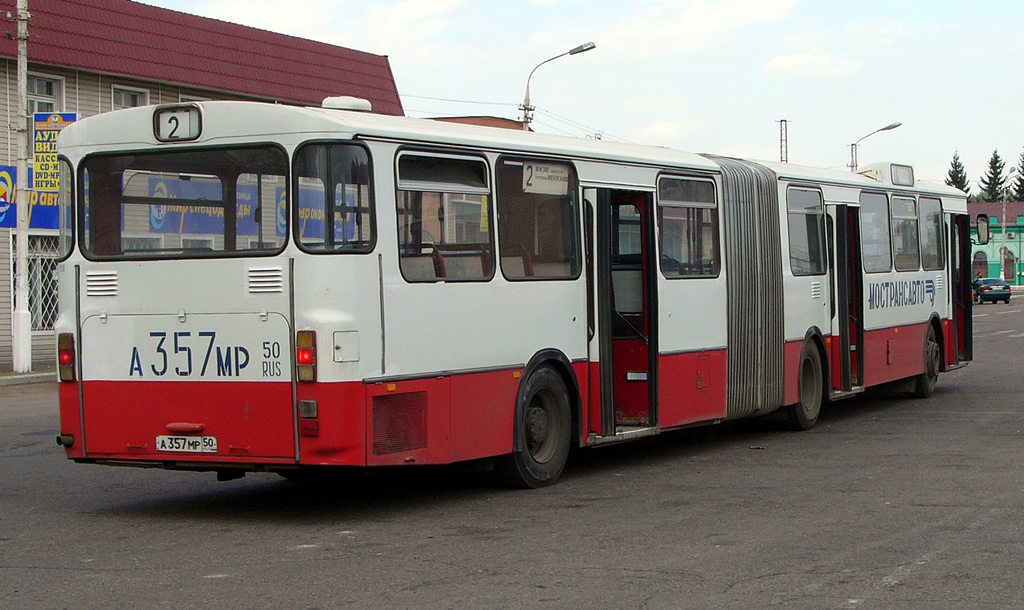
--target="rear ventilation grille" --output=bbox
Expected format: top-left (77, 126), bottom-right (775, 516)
top-left (85, 271), bottom-right (118, 296)
top-left (248, 267), bottom-right (284, 293)
top-left (811, 281), bottom-right (822, 299)
top-left (372, 391), bottom-right (428, 455)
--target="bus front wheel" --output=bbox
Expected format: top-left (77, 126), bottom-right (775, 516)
top-left (496, 366), bottom-right (571, 488)
top-left (786, 342), bottom-right (823, 431)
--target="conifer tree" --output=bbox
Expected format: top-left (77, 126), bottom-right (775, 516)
top-left (979, 149), bottom-right (1006, 202)
top-left (1012, 148), bottom-right (1024, 201)
top-left (944, 151), bottom-right (970, 195)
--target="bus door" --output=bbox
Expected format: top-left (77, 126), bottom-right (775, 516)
top-left (829, 204), bottom-right (864, 393)
top-left (950, 214), bottom-right (973, 364)
top-left (588, 187), bottom-right (657, 439)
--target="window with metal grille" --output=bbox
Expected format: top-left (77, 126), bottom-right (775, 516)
top-left (11, 234), bottom-right (60, 331)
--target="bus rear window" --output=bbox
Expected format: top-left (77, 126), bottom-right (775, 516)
top-left (80, 146), bottom-right (288, 259)
top-left (294, 143), bottom-right (374, 253)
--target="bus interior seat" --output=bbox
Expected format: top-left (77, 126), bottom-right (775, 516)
top-left (442, 253), bottom-right (485, 279)
top-left (401, 255), bottom-right (439, 281)
top-left (532, 261), bottom-right (570, 277)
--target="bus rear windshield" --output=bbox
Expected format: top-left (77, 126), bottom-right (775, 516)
top-left (79, 146), bottom-right (288, 259)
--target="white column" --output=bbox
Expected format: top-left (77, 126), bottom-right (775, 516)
top-left (12, 0), bottom-right (32, 373)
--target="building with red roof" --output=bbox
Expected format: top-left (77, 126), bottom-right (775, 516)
top-left (968, 201), bottom-right (1024, 284)
top-left (0, 0), bottom-right (403, 370)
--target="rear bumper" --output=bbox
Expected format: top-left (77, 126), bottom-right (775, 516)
top-left (978, 292), bottom-right (1011, 302)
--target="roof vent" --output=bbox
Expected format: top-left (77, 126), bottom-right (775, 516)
top-left (858, 162), bottom-right (915, 187)
top-left (322, 96), bottom-right (373, 112)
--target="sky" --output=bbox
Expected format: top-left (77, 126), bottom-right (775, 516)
top-left (139, 0), bottom-right (1024, 192)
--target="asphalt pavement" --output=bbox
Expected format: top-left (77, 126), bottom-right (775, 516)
top-left (2, 301), bottom-right (1023, 608)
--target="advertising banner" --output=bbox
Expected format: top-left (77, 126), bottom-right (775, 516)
top-left (33, 112), bottom-right (77, 192)
top-left (0, 166), bottom-right (60, 230)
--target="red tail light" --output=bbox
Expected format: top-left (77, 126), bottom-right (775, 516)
top-left (296, 330), bottom-right (317, 382)
top-left (57, 332), bottom-right (76, 382)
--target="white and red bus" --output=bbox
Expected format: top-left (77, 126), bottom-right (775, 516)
top-left (54, 99), bottom-right (974, 487)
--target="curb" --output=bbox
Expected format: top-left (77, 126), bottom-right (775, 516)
top-left (0, 372), bottom-right (57, 387)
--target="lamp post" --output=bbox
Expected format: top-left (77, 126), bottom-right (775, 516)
top-left (519, 41), bottom-right (595, 131)
top-left (1000, 166), bottom-right (1018, 280)
top-left (848, 122), bottom-right (901, 172)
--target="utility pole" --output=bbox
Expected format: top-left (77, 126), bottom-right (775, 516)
top-left (12, 0), bottom-right (31, 372)
top-left (776, 119), bottom-right (789, 163)
top-left (1000, 168), bottom-right (1017, 280)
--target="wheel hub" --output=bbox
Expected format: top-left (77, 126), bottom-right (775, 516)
top-left (526, 405), bottom-right (550, 448)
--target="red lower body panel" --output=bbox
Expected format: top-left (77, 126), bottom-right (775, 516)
top-left (58, 382), bottom-right (84, 459)
top-left (862, 323), bottom-right (928, 387)
top-left (658, 349), bottom-right (728, 428)
top-left (78, 380), bottom-right (295, 463)
top-left (65, 365), bottom-right (538, 469)
top-left (783, 340), bottom-right (803, 406)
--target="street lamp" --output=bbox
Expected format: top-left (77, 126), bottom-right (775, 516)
top-left (848, 122), bottom-right (901, 172)
top-left (999, 166), bottom-right (1018, 279)
top-left (519, 41), bottom-right (596, 131)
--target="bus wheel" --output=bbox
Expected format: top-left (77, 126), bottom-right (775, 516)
top-left (786, 342), bottom-right (823, 431)
top-left (496, 367), bottom-right (571, 488)
top-left (912, 326), bottom-right (940, 398)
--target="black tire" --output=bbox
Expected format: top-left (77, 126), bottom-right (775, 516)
top-left (496, 366), bottom-right (572, 488)
top-left (786, 342), bottom-right (823, 431)
top-left (912, 325), bottom-right (940, 398)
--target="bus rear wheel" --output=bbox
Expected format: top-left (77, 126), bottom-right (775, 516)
top-left (496, 366), bottom-right (571, 488)
top-left (786, 342), bottom-right (823, 431)
top-left (912, 325), bottom-right (940, 398)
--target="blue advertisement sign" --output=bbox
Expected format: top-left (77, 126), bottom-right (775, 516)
top-left (142, 179), bottom-right (357, 241)
top-left (0, 165), bottom-right (60, 229)
top-left (295, 185), bottom-right (358, 241)
top-left (147, 178), bottom-right (284, 237)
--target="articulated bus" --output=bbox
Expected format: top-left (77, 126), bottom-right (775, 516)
top-left (53, 98), bottom-right (974, 487)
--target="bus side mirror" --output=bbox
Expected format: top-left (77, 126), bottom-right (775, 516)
top-left (975, 214), bottom-right (990, 245)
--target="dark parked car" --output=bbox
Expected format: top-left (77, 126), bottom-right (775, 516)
top-left (973, 277), bottom-right (1012, 304)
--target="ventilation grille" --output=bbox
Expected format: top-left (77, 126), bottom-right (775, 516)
top-left (248, 267), bottom-right (284, 293)
top-left (372, 391), bottom-right (428, 455)
top-left (85, 271), bottom-right (118, 296)
top-left (934, 275), bottom-right (945, 291)
top-left (811, 281), bottom-right (823, 299)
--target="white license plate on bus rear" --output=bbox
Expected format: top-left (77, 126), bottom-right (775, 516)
top-left (155, 435), bottom-right (218, 453)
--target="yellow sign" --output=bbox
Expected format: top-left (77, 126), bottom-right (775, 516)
top-left (33, 113), bottom-right (76, 192)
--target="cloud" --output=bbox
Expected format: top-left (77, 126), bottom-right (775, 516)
top-left (621, 119), bottom-right (706, 147)
top-left (144, 0), bottom-right (468, 56)
top-left (541, 0), bottom-right (800, 61)
top-left (764, 53), bottom-right (861, 76)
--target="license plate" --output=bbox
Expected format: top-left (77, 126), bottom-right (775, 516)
top-left (155, 435), bottom-right (218, 453)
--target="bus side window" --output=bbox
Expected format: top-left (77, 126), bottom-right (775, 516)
top-left (860, 192), bottom-right (892, 273)
top-left (891, 196), bottom-right (920, 272)
top-left (656, 176), bottom-right (719, 278)
top-left (396, 153), bottom-right (493, 282)
top-left (787, 186), bottom-right (826, 276)
top-left (495, 158), bottom-right (580, 281)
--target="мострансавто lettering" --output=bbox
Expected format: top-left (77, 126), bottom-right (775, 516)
top-left (868, 279), bottom-right (935, 310)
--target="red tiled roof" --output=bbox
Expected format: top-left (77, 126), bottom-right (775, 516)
top-left (0, 0), bottom-right (403, 115)
top-left (968, 201), bottom-right (1024, 223)
top-left (432, 116), bottom-right (528, 131)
